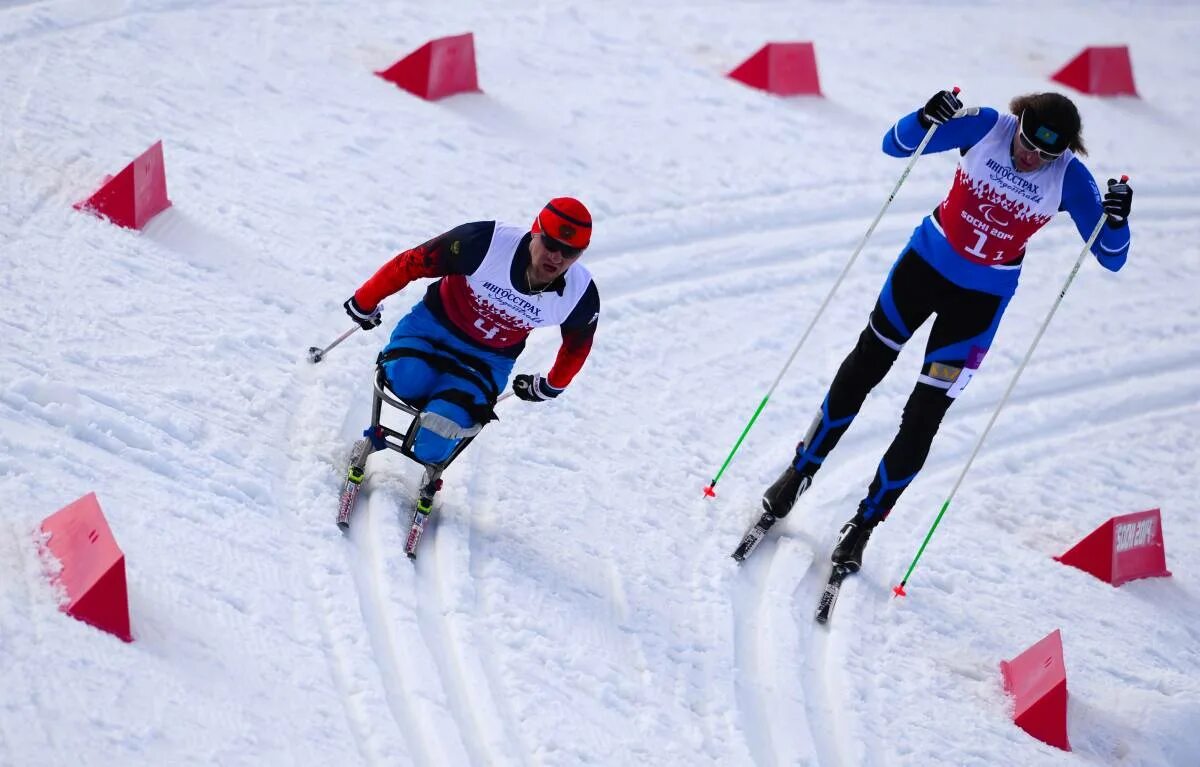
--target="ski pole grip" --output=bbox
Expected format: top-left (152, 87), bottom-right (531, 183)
top-left (951, 85), bottom-right (961, 96)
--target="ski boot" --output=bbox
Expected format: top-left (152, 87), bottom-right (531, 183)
top-left (762, 466), bottom-right (812, 516)
top-left (830, 503), bottom-right (887, 573)
top-left (733, 447), bottom-right (815, 562)
top-left (762, 441), bottom-right (816, 517)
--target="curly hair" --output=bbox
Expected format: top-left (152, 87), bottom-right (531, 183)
top-left (1009, 92), bottom-right (1087, 156)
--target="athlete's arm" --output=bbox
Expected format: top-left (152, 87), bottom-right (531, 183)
top-left (882, 107), bottom-right (998, 157)
top-left (1060, 159), bottom-right (1130, 272)
top-left (353, 221), bottom-right (495, 310)
top-left (545, 281), bottom-right (600, 391)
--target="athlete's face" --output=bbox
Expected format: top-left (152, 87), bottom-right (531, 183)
top-left (1011, 133), bottom-right (1049, 173)
top-left (529, 233), bottom-right (583, 283)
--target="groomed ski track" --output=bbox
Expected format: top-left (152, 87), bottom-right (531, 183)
top-left (287, 190), bottom-right (1200, 766)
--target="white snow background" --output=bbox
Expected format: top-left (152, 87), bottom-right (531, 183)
top-left (2, 1), bottom-right (1198, 765)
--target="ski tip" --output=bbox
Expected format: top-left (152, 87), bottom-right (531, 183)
top-left (892, 582), bottom-right (907, 598)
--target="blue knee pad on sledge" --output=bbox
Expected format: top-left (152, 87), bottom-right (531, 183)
top-left (411, 398), bottom-right (476, 465)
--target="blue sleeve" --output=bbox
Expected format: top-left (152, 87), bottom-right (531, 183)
top-left (882, 107), bottom-right (999, 157)
top-left (1060, 158), bottom-right (1129, 272)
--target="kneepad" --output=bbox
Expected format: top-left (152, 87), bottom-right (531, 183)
top-left (411, 399), bottom-right (481, 465)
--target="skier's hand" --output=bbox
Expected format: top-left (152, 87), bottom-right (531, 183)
top-left (1103, 178), bottom-right (1132, 228)
top-left (512, 373), bottom-right (561, 402)
top-left (343, 296), bottom-right (382, 330)
top-left (918, 89), bottom-right (963, 128)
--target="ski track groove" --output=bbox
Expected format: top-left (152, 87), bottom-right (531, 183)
top-left (461, 444), bottom-right (535, 767)
top-left (304, 563), bottom-right (383, 767)
top-left (767, 539), bottom-right (827, 767)
top-left (731, 548), bottom-right (777, 767)
top-left (348, 491), bottom-right (435, 767)
top-left (283, 375), bottom-right (397, 767)
top-left (415, 499), bottom-right (499, 767)
top-left (798, 562), bottom-right (846, 767)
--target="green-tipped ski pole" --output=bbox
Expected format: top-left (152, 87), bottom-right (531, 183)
top-left (893, 177), bottom-right (1127, 596)
top-left (703, 88), bottom-right (962, 498)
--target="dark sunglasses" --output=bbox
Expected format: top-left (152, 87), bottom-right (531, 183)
top-left (1017, 114), bottom-right (1065, 161)
top-left (541, 233), bottom-right (584, 258)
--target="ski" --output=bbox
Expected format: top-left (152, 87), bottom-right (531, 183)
top-left (336, 438), bottom-right (373, 531)
top-left (403, 469), bottom-right (443, 559)
top-left (403, 497), bottom-right (434, 559)
top-left (732, 512), bottom-right (776, 562)
top-left (814, 564), bottom-right (853, 624)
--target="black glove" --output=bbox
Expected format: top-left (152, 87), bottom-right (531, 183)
top-left (1103, 178), bottom-right (1132, 228)
top-left (343, 296), bottom-right (382, 330)
top-left (918, 89), bottom-right (963, 128)
top-left (512, 373), bottom-right (562, 402)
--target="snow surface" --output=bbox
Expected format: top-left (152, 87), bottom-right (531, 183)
top-left (2, 1), bottom-right (1199, 765)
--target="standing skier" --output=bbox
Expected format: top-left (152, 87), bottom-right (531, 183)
top-left (753, 90), bottom-right (1133, 571)
top-left (343, 197), bottom-right (600, 470)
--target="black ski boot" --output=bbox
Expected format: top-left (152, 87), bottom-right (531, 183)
top-left (762, 466), bottom-right (812, 516)
top-left (733, 446), bottom-right (814, 562)
top-left (831, 505), bottom-right (886, 573)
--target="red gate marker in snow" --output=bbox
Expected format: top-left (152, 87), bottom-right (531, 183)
top-left (74, 140), bottom-right (171, 230)
top-left (40, 493), bottom-right (133, 642)
top-left (1050, 46), bottom-right (1138, 96)
top-left (376, 33), bottom-right (481, 100)
top-left (999, 629), bottom-right (1071, 751)
top-left (1054, 508), bottom-right (1171, 587)
top-left (728, 42), bottom-right (821, 96)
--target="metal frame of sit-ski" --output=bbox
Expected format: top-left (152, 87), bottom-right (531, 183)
top-left (338, 366), bottom-right (484, 550)
top-left (368, 365), bottom-right (482, 485)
